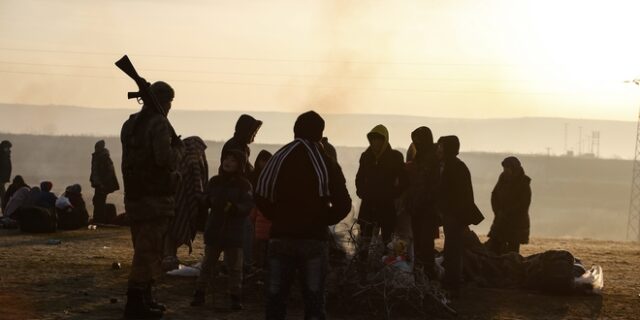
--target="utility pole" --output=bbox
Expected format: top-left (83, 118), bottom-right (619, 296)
top-left (626, 78), bottom-right (640, 241)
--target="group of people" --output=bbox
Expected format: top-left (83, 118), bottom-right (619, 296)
top-left (0, 138), bottom-right (123, 233)
top-left (118, 80), bottom-right (533, 320)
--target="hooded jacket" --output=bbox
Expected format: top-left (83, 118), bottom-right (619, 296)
top-left (90, 141), bottom-right (120, 194)
top-left (255, 111), bottom-right (352, 240)
top-left (3, 176), bottom-right (27, 212)
top-left (204, 149), bottom-right (254, 248)
top-left (355, 125), bottom-right (407, 223)
top-left (488, 158), bottom-right (532, 244)
top-left (436, 136), bottom-right (484, 226)
top-left (0, 140), bottom-right (11, 184)
top-left (220, 114), bottom-right (263, 175)
top-left (403, 127), bottom-right (439, 219)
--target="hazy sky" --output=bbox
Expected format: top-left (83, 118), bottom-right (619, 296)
top-left (1, 0), bottom-right (640, 120)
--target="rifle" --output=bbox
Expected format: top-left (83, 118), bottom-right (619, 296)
top-left (115, 55), bottom-right (167, 117)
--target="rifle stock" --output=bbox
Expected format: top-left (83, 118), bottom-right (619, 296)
top-left (115, 55), bottom-right (167, 116)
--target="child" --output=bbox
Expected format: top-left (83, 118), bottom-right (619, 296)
top-left (191, 149), bottom-right (253, 310)
top-left (249, 150), bottom-right (273, 270)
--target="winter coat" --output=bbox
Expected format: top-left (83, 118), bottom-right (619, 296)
top-left (203, 174), bottom-right (254, 248)
top-left (57, 190), bottom-right (89, 230)
top-left (436, 136), bottom-right (484, 226)
top-left (250, 207), bottom-right (272, 241)
top-left (169, 136), bottom-right (209, 253)
top-left (356, 125), bottom-right (407, 225)
top-left (3, 178), bottom-right (27, 212)
top-left (488, 172), bottom-right (532, 244)
top-left (0, 142), bottom-right (11, 184)
top-left (220, 114), bottom-right (262, 175)
top-left (4, 186), bottom-right (30, 217)
top-left (90, 147), bottom-right (120, 194)
top-left (121, 106), bottom-right (183, 220)
top-left (34, 191), bottom-right (57, 209)
top-left (255, 111), bottom-right (352, 241)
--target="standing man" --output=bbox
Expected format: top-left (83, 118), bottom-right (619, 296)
top-left (220, 114), bottom-right (262, 174)
top-left (0, 140), bottom-right (12, 214)
top-left (435, 136), bottom-right (483, 298)
top-left (121, 81), bottom-right (183, 319)
top-left (90, 140), bottom-right (120, 224)
top-left (255, 111), bottom-right (352, 320)
top-left (356, 124), bottom-right (406, 256)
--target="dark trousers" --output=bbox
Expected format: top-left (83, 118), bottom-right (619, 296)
top-left (0, 183), bottom-right (6, 214)
top-left (266, 239), bottom-right (328, 320)
top-left (442, 221), bottom-right (465, 290)
top-left (92, 189), bottom-right (108, 223)
top-left (129, 217), bottom-right (170, 289)
top-left (411, 215), bottom-right (437, 273)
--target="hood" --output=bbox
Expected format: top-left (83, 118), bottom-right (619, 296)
top-left (367, 124), bottom-right (389, 145)
top-left (184, 136), bottom-right (207, 151)
top-left (234, 114), bottom-right (263, 144)
top-left (221, 148), bottom-right (248, 175)
top-left (411, 126), bottom-right (434, 155)
top-left (0, 140), bottom-right (12, 149)
top-left (12, 175), bottom-right (25, 186)
top-left (254, 149), bottom-right (273, 168)
top-left (437, 135), bottom-right (460, 159)
top-left (94, 140), bottom-right (106, 152)
top-left (294, 111), bottom-right (325, 142)
top-left (40, 181), bottom-right (53, 192)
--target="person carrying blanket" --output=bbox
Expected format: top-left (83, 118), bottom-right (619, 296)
top-left (255, 111), bottom-right (352, 320)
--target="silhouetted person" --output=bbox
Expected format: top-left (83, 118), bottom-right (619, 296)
top-left (163, 136), bottom-right (209, 270)
top-left (57, 184), bottom-right (89, 230)
top-left (3, 175), bottom-right (27, 214)
top-left (121, 81), bottom-right (183, 319)
top-left (321, 137), bottom-right (338, 162)
top-left (487, 156), bottom-right (532, 254)
top-left (0, 140), bottom-right (11, 213)
top-left (35, 181), bottom-right (57, 209)
top-left (90, 140), bottom-right (120, 224)
top-left (191, 149), bottom-right (253, 310)
top-left (436, 136), bottom-right (484, 297)
top-left (255, 111), bottom-right (351, 320)
top-left (405, 127), bottom-right (440, 278)
top-left (249, 150), bottom-right (273, 270)
top-left (220, 114), bottom-right (262, 174)
top-left (356, 124), bottom-right (406, 251)
top-left (4, 182), bottom-right (30, 218)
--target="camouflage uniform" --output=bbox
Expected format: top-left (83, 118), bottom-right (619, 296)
top-left (121, 106), bottom-right (182, 290)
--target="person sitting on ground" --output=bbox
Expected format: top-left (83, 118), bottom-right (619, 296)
top-left (3, 175), bottom-right (28, 213)
top-left (34, 181), bottom-right (57, 210)
top-left (0, 140), bottom-right (12, 213)
top-left (57, 184), bottom-right (89, 230)
top-left (191, 149), bottom-right (254, 310)
top-left (4, 183), bottom-right (31, 218)
top-left (487, 156), bottom-right (532, 254)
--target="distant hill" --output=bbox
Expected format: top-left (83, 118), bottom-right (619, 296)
top-left (0, 132), bottom-right (633, 241)
top-left (0, 103), bottom-right (636, 158)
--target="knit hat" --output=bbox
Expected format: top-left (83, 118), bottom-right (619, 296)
top-left (294, 111), bottom-right (325, 142)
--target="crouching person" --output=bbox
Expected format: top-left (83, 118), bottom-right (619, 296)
top-left (255, 111), bottom-right (352, 320)
top-left (191, 149), bottom-right (253, 310)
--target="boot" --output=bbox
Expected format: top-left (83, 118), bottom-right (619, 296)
top-left (145, 283), bottom-right (167, 312)
top-left (124, 288), bottom-right (164, 319)
top-left (230, 294), bottom-right (243, 311)
top-left (190, 290), bottom-right (205, 307)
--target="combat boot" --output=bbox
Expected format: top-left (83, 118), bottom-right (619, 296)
top-left (230, 294), bottom-right (243, 311)
top-left (145, 282), bottom-right (167, 312)
top-left (124, 288), bottom-right (164, 319)
top-left (190, 289), bottom-right (205, 307)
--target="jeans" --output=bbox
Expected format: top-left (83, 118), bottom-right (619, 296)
top-left (196, 246), bottom-right (244, 296)
top-left (442, 221), bottom-right (465, 290)
top-left (92, 188), bottom-right (108, 223)
top-left (243, 218), bottom-right (254, 271)
top-left (266, 239), bottom-right (328, 320)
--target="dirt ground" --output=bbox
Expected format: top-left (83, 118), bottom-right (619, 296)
top-left (0, 227), bottom-right (639, 320)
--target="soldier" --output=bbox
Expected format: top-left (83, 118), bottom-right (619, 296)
top-left (120, 81), bottom-right (183, 319)
top-left (90, 140), bottom-right (120, 223)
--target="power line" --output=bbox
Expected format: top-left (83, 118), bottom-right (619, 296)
top-left (0, 69), bottom-right (625, 97)
top-left (0, 47), bottom-right (559, 67)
